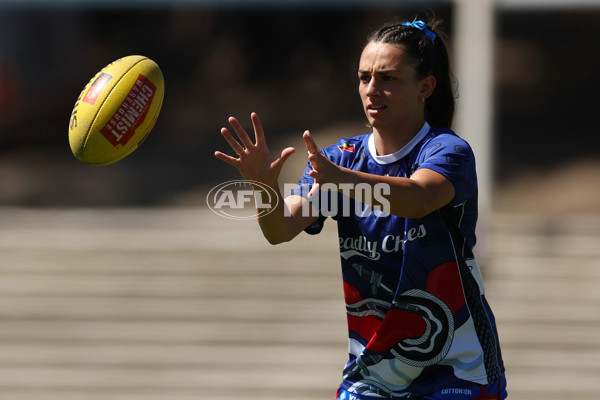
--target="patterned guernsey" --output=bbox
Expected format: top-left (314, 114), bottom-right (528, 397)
top-left (289, 123), bottom-right (505, 399)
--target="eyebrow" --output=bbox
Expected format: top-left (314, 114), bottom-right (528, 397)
top-left (358, 69), bottom-right (400, 75)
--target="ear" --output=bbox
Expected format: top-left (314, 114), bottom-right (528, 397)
top-left (419, 75), bottom-right (437, 100)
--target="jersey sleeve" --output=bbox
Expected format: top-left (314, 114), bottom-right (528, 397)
top-left (287, 165), bottom-right (328, 235)
top-left (416, 133), bottom-right (478, 206)
top-left (288, 162), bottom-right (314, 200)
top-left (286, 139), bottom-right (353, 234)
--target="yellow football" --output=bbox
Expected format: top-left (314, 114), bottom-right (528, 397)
top-left (68, 55), bottom-right (164, 166)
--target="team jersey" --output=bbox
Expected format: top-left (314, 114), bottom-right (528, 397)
top-left (289, 122), bottom-right (505, 399)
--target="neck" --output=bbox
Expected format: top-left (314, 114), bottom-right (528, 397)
top-left (372, 118), bottom-right (425, 155)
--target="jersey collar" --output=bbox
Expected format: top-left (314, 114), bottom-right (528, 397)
top-left (368, 122), bottom-right (431, 165)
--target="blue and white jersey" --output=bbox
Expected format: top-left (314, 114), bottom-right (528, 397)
top-left (289, 123), bottom-right (505, 399)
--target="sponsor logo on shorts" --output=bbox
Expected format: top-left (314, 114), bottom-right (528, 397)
top-left (100, 74), bottom-right (156, 146)
top-left (440, 388), bottom-right (473, 396)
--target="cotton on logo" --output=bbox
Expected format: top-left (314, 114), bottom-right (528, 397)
top-left (206, 180), bottom-right (278, 220)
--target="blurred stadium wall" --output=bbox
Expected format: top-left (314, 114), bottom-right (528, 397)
top-left (0, 0), bottom-right (598, 207)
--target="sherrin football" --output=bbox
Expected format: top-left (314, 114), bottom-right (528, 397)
top-left (68, 55), bottom-right (164, 166)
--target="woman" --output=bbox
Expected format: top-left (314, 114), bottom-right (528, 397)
top-left (215, 16), bottom-right (507, 400)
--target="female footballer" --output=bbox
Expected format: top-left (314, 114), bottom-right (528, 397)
top-left (215, 16), bottom-right (507, 400)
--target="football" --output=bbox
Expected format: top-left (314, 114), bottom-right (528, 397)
top-left (68, 55), bottom-right (164, 166)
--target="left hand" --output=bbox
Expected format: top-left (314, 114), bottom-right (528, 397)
top-left (303, 130), bottom-right (345, 188)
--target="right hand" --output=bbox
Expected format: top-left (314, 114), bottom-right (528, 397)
top-left (214, 112), bottom-right (296, 187)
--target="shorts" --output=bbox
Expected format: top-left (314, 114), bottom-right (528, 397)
top-left (424, 374), bottom-right (507, 399)
top-left (336, 374), bottom-right (507, 400)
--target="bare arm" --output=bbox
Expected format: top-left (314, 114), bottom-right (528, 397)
top-left (303, 131), bottom-right (455, 218)
top-left (257, 193), bottom-right (320, 244)
top-left (214, 113), bottom-right (319, 244)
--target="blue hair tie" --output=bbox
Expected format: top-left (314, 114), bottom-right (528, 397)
top-left (402, 20), bottom-right (437, 40)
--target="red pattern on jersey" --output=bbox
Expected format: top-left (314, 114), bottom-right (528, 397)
top-left (366, 308), bottom-right (427, 352)
top-left (426, 261), bottom-right (467, 314)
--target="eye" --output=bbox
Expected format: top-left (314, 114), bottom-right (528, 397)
top-left (359, 74), bottom-right (371, 83)
top-left (383, 75), bottom-right (396, 81)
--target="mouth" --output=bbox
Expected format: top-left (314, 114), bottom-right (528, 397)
top-left (367, 103), bottom-right (387, 115)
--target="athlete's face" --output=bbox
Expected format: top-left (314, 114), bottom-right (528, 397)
top-left (358, 42), bottom-right (428, 134)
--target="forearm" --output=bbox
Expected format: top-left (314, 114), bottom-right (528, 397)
top-left (328, 167), bottom-right (455, 218)
top-left (254, 187), bottom-right (318, 244)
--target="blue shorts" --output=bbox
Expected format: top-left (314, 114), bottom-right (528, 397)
top-left (337, 374), bottom-right (507, 400)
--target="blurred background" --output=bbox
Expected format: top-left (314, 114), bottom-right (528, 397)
top-left (0, 0), bottom-right (599, 399)
top-left (0, 0), bottom-right (597, 209)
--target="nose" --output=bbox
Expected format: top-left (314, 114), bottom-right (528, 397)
top-left (365, 78), bottom-right (381, 96)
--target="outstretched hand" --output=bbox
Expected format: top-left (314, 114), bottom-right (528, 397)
top-left (303, 130), bottom-right (344, 188)
top-left (214, 113), bottom-right (295, 187)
